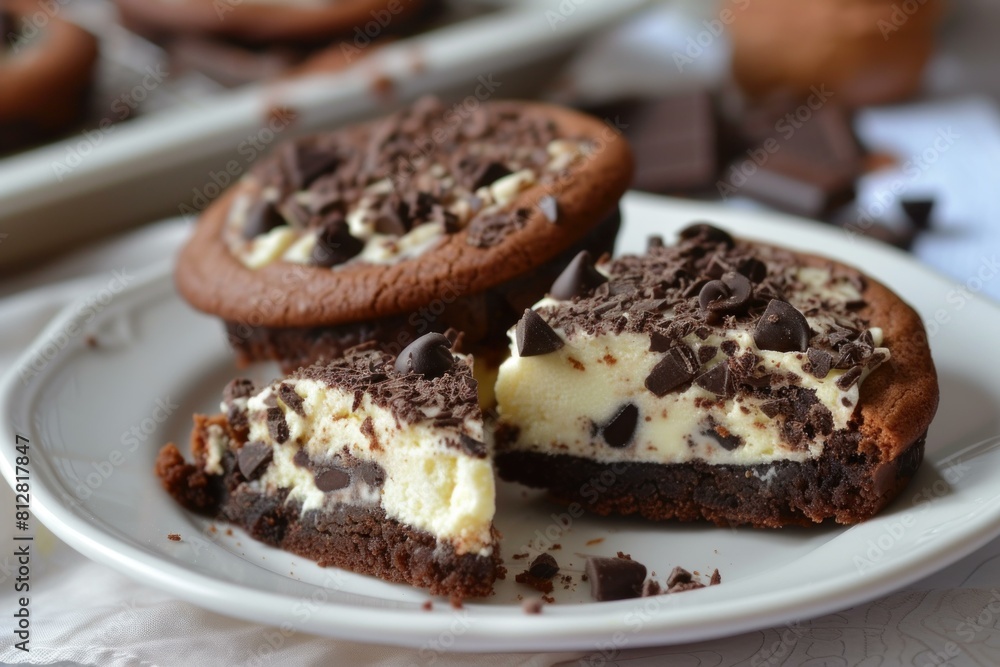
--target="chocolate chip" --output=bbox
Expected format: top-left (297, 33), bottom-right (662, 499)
top-left (736, 258), bottom-right (768, 283)
top-left (242, 201), bottom-right (285, 240)
top-left (645, 346), bottom-right (698, 396)
top-left (515, 309), bottom-right (564, 357)
top-left (901, 198), bottom-right (934, 230)
top-left (223, 378), bottom-right (256, 402)
top-left (806, 348), bottom-right (833, 379)
top-left (266, 407), bottom-right (289, 443)
top-left (678, 223), bottom-right (735, 248)
top-left (528, 553), bottom-right (559, 580)
top-left (238, 442), bottom-right (272, 480)
top-left (471, 161), bottom-right (512, 191)
top-left (292, 448), bottom-right (310, 467)
top-left (699, 272), bottom-right (753, 314)
top-left (753, 300), bottom-right (811, 353)
top-left (703, 420), bottom-right (742, 450)
top-left (314, 466), bottom-right (351, 492)
top-left (550, 251), bottom-right (608, 300)
top-left (694, 361), bottom-right (734, 397)
top-left (585, 556), bottom-right (647, 601)
top-left (356, 460), bottom-right (386, 487)
top-left (310, 215), bottom-right (364, 267)
top-left (601, 403), bottom-right (639, 448)
top-left (537, 195), bottom-right (559, 223)
top-left (277, 384), bottom-right (305, 416)
top-left (395, 333), bottom-right (454, 378)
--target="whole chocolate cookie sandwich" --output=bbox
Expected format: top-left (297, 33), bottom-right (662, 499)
top-left (0, 2), bottom-right (99, 152)
top-left (156, 334), bottom-right (503, 597)
top-left (494, 224), bottom-right (938, 527)
top-left (176, 96), bottom-right (631, 397)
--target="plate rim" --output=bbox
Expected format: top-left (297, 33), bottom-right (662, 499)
top-left (3, 192), bottom-right (1000, 651)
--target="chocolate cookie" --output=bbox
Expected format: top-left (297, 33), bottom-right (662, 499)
top-left (113, 0), bottom-right (428, 45)
top-left (494, 223), bottom-right (938, 527)
top-left (176, 97), bottom-right (633, 378)
top-left (0, 2), bottom-right (99, 152)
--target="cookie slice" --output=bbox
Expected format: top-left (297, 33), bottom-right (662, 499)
top-left (494, 224), bottom-right (938, 527)
top-left (176, 96), bottom-right (632, 388)
top-left (155, 334), bottom-right (502, 597)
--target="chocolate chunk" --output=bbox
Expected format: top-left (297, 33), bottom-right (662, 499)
top-left (645, 346), bottom-right (699, 396)
top-left (619, 93), bottom-right (719, 193)
top-left (694, 361), bottom-right (734, 397)
top-left (277, 384), bottom-right (305, 416)
top-left (515, 309), bottom-right (564, 357)
top-left (648, 331), bottom-right (672, 353)
top-left (806, 348), bottom-right (833, 379)
top-left (665, 566), bottom-right (693, 587)
top-left (537, 195), bottom-right (558, 223)
top-left (223, 378), bottom-right (256, 402)
top-left (314, 466), bottom-right (351, 492)
top-left (585, 556), bottom-right (647, 601)
top-left (678, 223), bottom-right (735, 248)
top-left (698, 345), bottom-right (718, 364)
top-left (550, 251), bottom-right (608, 300)
top-left (528, 553), bottom-right (559, 580)
top-left (292, 448), bottom-right (310, 468)
top-left (242, 200), bottom-right (285, 240)
top-left (836, 366), bottom-right (863, 390)
top-left (458, 434), bottom-right (487, 457)
top-left (901, 198), bottom-right (934, 230)
top-left (703, 420), bottom-right (742, 451)
top-left (238, 442), bottom-right (272, 480)
top-left (266, 407), bottom-right (289, 443)
top-left (284, 143), bottom-right (340, 189)
top-left (709, 569), bottom-right (721, 586)
top-left (601, 403), bottom-right (639, 448)
top-left (395, 333), bottom-right (454, 378)
top-left (310, 215), bottom-right (364, 267)
top-left (641, 579), bottom-right (662, 597)
top-left (699, 272), bottom-right (753, 314)
top-left (753, 300), bottom-right (811, 353)
top-left (356, 460), bottom-right (386, 488)
top-left (736, 258), bottom-right (768, 283)
top-left (470, 161), bottom-right (512, 191)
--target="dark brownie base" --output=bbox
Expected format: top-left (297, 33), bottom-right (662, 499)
top-left (156, 442), bottom-right (502, 598)
top-left (494, 430), bottom-right (925, 528)
top-left (225, 206), bottom-right (622, 373)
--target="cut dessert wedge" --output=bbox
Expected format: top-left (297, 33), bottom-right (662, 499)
top-left (156, 334), bottom-right (503, 598)
top-left (494, 223), bottom-right (938, 527)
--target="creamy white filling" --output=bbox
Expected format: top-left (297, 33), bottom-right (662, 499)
top-left (228, 139), bottom-right (587, 269)
top-left (245, 379), bottom-right (495, 556)
top-left (496, 265), bottom-right (888, 467)
top-left (204, 424), bottom-right (228, 476)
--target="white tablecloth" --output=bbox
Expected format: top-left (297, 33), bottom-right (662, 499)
top-left (4, 3), bottom-right (1000, 665)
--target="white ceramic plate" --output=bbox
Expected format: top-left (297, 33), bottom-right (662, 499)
top-left (3, 193), bottom-right (1000, 652)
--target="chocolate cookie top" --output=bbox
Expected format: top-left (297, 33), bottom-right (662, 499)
top-left (0, 2), bottom-right (98, 127)
top-left (113, 0), bottom-right (427, 45)
top-left (223, 336), bottom-right (485, 456)
top-left (176, 98), bottom-right (632, 327)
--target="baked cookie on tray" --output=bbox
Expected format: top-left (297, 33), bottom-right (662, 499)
top-left (0, 2), bottom-right (98, 152)
top-left (113, 0), bottom-right (427, 45)
top-left (176, 96), bottom-right (631, 397)
top-left (156, 334), bottom-right (503, 598)
top-left (494, 223), bottom-right (938, 527)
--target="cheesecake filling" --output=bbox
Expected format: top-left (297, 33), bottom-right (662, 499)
top-left (219, 98), bottom-right (592, 270)
top-left (496, 253), bottom-right (890, 467)
top-left (496, 327), bottom-right (887, 466)
top-left (222, 378), bottom-right (495, 557)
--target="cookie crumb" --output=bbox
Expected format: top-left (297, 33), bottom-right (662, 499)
top-left (167, 533), bottom-right (181, 542)
top-left (585, 538), bottom-right (605, 546)
top-left (450, 597), bottom-right (464, 610)
top-left (421, 600), bottom-right (433, 611)
top-left (522, 598), bottom-right (543, 614)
